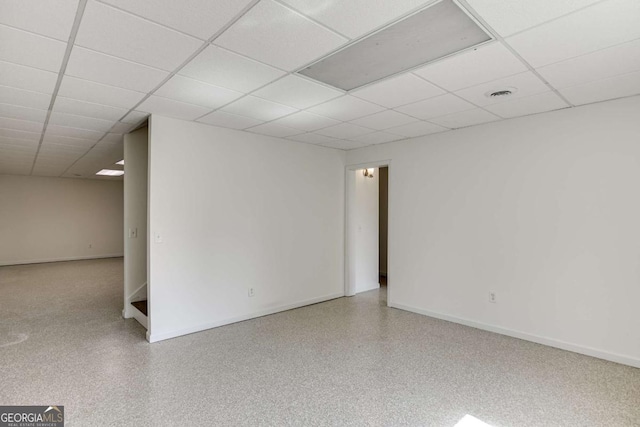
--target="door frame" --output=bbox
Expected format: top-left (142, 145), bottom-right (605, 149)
top-left (344, 160), bottom-right (392, 305)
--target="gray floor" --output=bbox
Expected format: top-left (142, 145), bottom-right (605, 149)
top-left (1, 259), bottom-right (639, 426)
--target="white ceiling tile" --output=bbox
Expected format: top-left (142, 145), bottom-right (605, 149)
top-left (0, 0), bottom-right (78, 41)
top-left (0, 104), bottom-right (47, 123)
top-left (0, 150), bottom-right (33, 161)
top-left (307, 95), bottom-right (385, 121)
top-left (53, 97), bottom-right (129, 121)
top-left (414, 42), bottom-right (528, 91)
top-left (37, 151), bottom-right (81, 162)
top-left (49, 112), bottom-right (114, 132)
top-left (483, 91), bottom-right (569, 118)
top-left (76, 1), bottom-right (202, 71)
top-left (214, 0), bottom-right (347, 71)
top-left (349, 131), bottom-right (404, 145)
top-left (247, 122), bottom-right (302, 138)
top-left (0, 151), bottom-right (35, 162)
top-left (286, 133), bottom-right (340, 145)
top-left (179, 45), bottom-right (285, 93)
top-left (155, 75), bottom-right (242, 109)
top-left (386, 120), bottom-right (448, 137)
top-left (428, 108), bottom-right (500, 129)
top-left (46, 124), bottom-right (104, 140)
top-left (253, 75), bottom-right (344, 109)
top-left (0, 148), bottom-right (35, 159)
top-left (33, 162), bottom-right (72, 171)
top-left (57, 76), bottom-right (146, 109)
top-left (0, 164), bottom-right (31, 174)
top-left (270, 111), bottom-right (339, 132)
top-left (99, 0), bottom-right (254, 40)
top-left (350, 110), bottom-right (417, 130)
top-left (109, 122), bottom-right (137, 134)
top-left (43, 134), bottom-right (97, 148)
top-left (0, 85), bottom-right (51, 110)
top-left (352, 73), bottom-right (444, 108)
top-left (31, 168), bottom-right (67, 177)
top-left (221, 96), bottom-right (297, 121)
top-left (454, 72), bottom-right (550, 106)
top-left (0, 60), bottom-right (58, 94)
top-left (506, 0), bottom-right (640, 68)
top-left (0, 25), bottom-right (67, 72)
top-left (197, 110), bottom-right (264, 130)
top-left (0, 128), bottom-right (41, 141)
top-left (40, 142), bottom-right (87, 154)
top-left (0, 137), bottom-right (38, 149)
top-left (465, 0), bottom-right (600, 37)
top-left (0, 116), bottom-right (43, 133)
top-left (34, 157), bottom-right (76, 167)
top-left (121, 111), bottom-right (150, 125)
top-left (537, 39), bottom-right (640, 90)
top-left (279, 0), bottom-right (431, 39)
top-left (559, 70), bottom-right (640, 106)
top-left (320, 139), bottom-right (372, 150)
top-left (316, 122), bottom-right (373, 139)
top-left (0, 148), bottom-right (36, 159)
top-left (65, 47), bottom-right (169, 93)
top-left (396, 93), bottom-right (475, 120)
top-left (137, 95), bottom-right (212, 121)
top-left (101, 133), bottom-right (124, 144)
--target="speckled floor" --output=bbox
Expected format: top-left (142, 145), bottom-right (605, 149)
top-left (1, 259), bottom-right (639, 426)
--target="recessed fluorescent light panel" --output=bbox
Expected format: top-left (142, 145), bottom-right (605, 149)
top-left (298, 0), bottom-right (491, 91)
top-left (116, 160), bottom-right (124, 165)
top-left (96, 169), bottom-right (124, 176)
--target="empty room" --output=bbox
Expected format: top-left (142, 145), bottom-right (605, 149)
top-left (1, 0), bottom-right (639, 426)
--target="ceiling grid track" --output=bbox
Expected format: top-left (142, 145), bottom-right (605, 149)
top-left (59, 0), bottom-right (265, 177)
top-left (28, 0), bottom-right (89, 176)
top-left (0, 0), bottom-right (637, 177)
top-left (456, 0), bottom-right (575, 108)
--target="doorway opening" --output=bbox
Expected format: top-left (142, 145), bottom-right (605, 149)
top-left (345, 162), bottom-right (390, 304)
top-left (379, 166), bottom-right (388, 290)
top-left (123, 125), bottom-right (149, 335)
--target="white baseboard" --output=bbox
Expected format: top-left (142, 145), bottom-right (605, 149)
top-left (0, 253), bottom-right (124, 267)
top-left (390, 302), bottom-right (640, 369)
top-left (148, 292), bottom-right (344, 343)
top-left (356, 282), bottom-right (380, 294)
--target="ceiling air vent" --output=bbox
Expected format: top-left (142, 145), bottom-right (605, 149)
top-left (298, 0), bottom-right (492, 91)
top-left (486, 87), bottom-right (517, 98)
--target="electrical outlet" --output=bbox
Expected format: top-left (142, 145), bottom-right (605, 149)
top-left (248, 288), bottom-right (255, 297)
top-left (489, 291), bottom-right (497, 303)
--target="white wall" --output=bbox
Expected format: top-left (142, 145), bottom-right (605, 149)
top-left (346, 95), bottom-right (640, 368)
top-left (147, 115), bottom-right (345, 342)
top-left (0, 175), bottom-right (123, 265)
top-left (123, 127), bottom-right (148, 319)
top-left (354, 168), bottom-right (379, 293)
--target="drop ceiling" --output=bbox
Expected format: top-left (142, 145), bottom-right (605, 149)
top-left (0, 0), bottom-right (639, 179)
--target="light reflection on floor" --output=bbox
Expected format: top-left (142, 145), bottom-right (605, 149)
top-left (454, 414), bottom-right (495, 427)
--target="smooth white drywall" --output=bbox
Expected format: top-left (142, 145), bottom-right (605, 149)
top-left (354, 168), bottom-right (379, 293)
top-left (0, 175), bottom-right (123, 265)
top-left (346, 95), bottom-right (640, 367)
top-left (147, 115), bottom-right (345, 342)
top-left (123, 127), bottom-right (148, 320)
